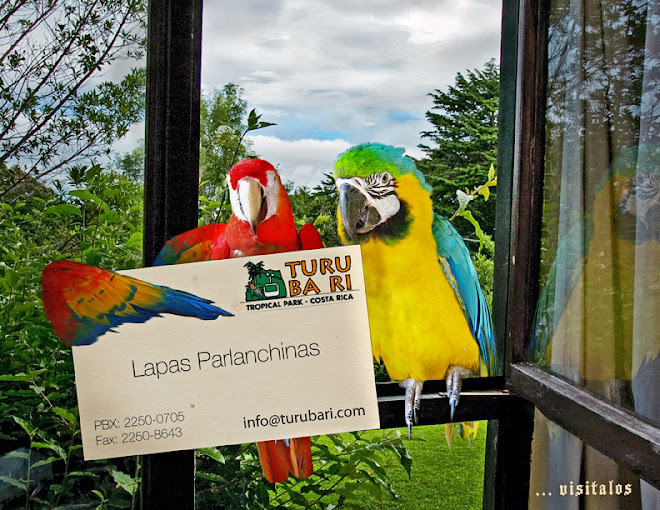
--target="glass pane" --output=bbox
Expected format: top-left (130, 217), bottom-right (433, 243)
top-left (531, 0), bottom-right (660, 422)
top-left (530, 0), bottom-right (659, 507)
top-left (528, 410), bottom-right (649, 510)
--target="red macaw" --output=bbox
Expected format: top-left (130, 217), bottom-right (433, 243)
top-left (42, 259), bottom-right (231, 347)
top-left (155, 157), bottom-right (323, 484)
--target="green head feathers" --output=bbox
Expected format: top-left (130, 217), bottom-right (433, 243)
top-left (333, 143), bottom-right (431, 192)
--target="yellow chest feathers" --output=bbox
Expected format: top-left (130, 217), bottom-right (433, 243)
top-left (353, 176), bottom-right (479, 381)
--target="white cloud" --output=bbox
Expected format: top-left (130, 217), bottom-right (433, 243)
top-left (112, 121), bottom-right (145, 155)
top-left (395, 1), bottom-right (501, 45)
top-left (247, 133), bottom-right (426, 188)
top-left (115, 0), bottom-right (501, 187)
top-left (247, 135), bottom-right (351, 187)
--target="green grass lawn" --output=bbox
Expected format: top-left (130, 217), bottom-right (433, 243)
top-left (349, 424), bottom-right (486, 510)
top-left (271, 423), bottom-right (486, 509)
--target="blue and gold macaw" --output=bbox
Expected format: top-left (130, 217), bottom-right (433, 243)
top-left (333, 143), bottom-right (497, 439)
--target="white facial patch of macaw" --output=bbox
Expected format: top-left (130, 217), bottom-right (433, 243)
top-left (262, 171), bottom-right (280, 221)
top-left (227, 171), bottom-right (280, 228)
top-left (336, 173), bottom-right (400, 234)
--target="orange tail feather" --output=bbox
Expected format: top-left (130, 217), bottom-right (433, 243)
top-left (256, 440), bottom-right (291, 484)
top-left (289, 436), bottom-right (313, 479)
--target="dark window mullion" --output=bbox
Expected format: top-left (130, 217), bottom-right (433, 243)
top-left (141, 0), bottom-right (203, 508)
top-left (485, 0), bottom-right (551, 506)
top-left (483, 0), bottom-right (522, 504)
top-left (505, 0), bottom-right (550, 369)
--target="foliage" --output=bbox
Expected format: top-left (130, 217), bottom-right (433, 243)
top-left (200, 83), bottom-right (250, 190)
top-left (197, 85), bottom-right (339, 241)
top-left (414, 61), bottom-right (500, 302)
top-left (115, 143), bottom-right (145, 183)
top-left (0, 3), bottom-right (146, 502)
top-left (0, 164), bottom-right (54, 202)
top-left (0, 166), bottom-right (143, 509)
top-left (197, 426), bottom-right (485, 509)
top-left (287, 173), bottom-right (341, 248)
top-left (346, 425), bottom-right (486, 510)
top-left (196, 431), bottom-right (412, 509)
top-left (1, 146), bottom-right (410, 509)
top-left (0, 0), bottom-right (147, 198)
top-left (417, 60), bottom-right (499, 240)
top-left (446, 164), bottom-right (497, 304)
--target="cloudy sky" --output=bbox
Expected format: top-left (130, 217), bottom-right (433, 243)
top-left (119, 0), bottom-right (501, 187)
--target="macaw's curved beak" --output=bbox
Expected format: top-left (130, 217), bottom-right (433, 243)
top-left (237, 177), bottom-right (265, 232)
top-left (338, 182), bottom-right (381, 241)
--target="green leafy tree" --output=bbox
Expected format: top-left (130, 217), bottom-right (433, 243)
top-left (417, 59), bottom-right (499, 239)
top-left (199, 98), bottom-right (275, 224)
top-left (0, 163), bottom-right (54, 202)
top-left (200, 84), bottom-right (256, 195)
top-left (0, 166), bottom-right (143, 509)
top-left (115, 142), bottom-right (145, 183)
top-left (287, 173), bottom-right (341, 248)
top-left (0, 0), bottom-right (147, 199)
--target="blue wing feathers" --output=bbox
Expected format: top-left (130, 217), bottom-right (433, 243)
top-left (155, 286), bottom-right (233, 319)
top-left (530, 217), bottom-right (589, 363)
top-left (433, 215), bottom-right (497, 375)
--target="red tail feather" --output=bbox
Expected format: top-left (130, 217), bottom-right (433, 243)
top-left (289, 437), bottom-right (313, 479)
top-left (256, 440), bottom-right (291, 484)
top-left (299, 223), bottom-right (324, 250)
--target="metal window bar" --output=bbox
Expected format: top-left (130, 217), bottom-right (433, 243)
top-left (142, 0), bottom-right (202, 507)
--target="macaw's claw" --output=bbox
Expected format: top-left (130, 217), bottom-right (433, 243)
top-left (445, 366), bottom-right (474, 421)
top-left (413, 384), bottom-right (422, 426)
top-left (399, 378), bottom-right (424, 439)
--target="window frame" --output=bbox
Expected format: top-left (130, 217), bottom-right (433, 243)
top-left (139, 0), bottom-right (660, 507)
top-left (492, 0), bottom-right (660, 503)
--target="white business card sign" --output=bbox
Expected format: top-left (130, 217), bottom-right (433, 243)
top-left (72, 246), bottom-right (379, 460)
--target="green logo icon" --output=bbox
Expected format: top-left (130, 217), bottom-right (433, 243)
top-left (244, 261), bottom-right (287, 301)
